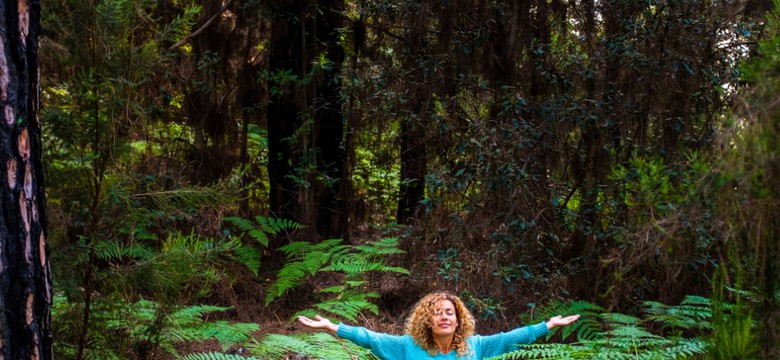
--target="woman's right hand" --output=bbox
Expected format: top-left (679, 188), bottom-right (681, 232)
top-left (298, 315), bottom-right (338, 333)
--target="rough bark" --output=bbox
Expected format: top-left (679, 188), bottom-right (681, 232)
top-left (0, 0), bottom-right (53, 358)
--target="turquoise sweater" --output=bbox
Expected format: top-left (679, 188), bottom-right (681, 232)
top-left (336, 321), bottom-right (549, 360)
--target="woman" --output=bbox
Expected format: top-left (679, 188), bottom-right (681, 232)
top-left (298, 291), bottom-right (580, 359)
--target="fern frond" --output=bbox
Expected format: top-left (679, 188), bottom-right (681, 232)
top-left (602, 312), bottom-right (641, 327)
top-left (607, 324), bottom-right (660, 341)
top-left (232, 244), bottom-right (261, 276)
top-left (251, 332), bottom-right (377, 360)
top-left (314, 294), bottom-right (381, 322)
top-left (225, 216), bottom-right (270, 246)
top-left (225, 216), bottom-right (303, 247)
top-left (279, 238), bottom-right (346, 257)
top-left (489, 343), bottom-right (582, 359)
top-left (170, 320), bottom-right (260, 349)
top-left (660, 338), bottom-right (708, 358)
top-left (95, 240), bottom-right (155, 261)
top-left (537, 300), bottom-right (604, 341)
top-left (269, 237), bottom-right (408, 324)
top-left (354, 237), bottom-right (406, 255)
top-left (322, 258), bottom-right (408, 275)
top-left (180, 352), bottom-right (258, 360)
top-left (644, 295), bottom-right (712, 331)
top-left (255, 216), bottom-right (304, 234)
top-left (265, 240), bottom-right (347, 304)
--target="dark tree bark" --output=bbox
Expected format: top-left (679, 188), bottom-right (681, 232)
top-left (0, 0), bottom-right (53, 358)
top-left (397, 119), bottom-right (427, 224)
top-left (267, 0), bottom-right (306, 226)
top-left (313, 0), bottom-right (347, 238)
top-left (396, 5), bottom-right (430, 225)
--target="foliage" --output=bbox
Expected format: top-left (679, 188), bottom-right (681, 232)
top-left (266, 237), bottom-right (408, 322)
top-left (225, 216), bottom-right (304, 248)
top-left (708, 267), bottom-right (761, 359)
top-left (181, 353), bottom-right (258, 360)
top-left (51, 231), bottom-right (262, 359)
top-left (250, 332), bottom-right (377, 360)
top-left (492, 297), bottom-right (715, 360)
top-left (690, 0), bottom-right (780, 356)
top-left (52, 295), bottom-right (258, 359)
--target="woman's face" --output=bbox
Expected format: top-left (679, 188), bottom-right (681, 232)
top-left (430, 299), bottom-right (459, 337)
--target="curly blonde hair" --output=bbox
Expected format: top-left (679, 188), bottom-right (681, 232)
top-left (404, 291), bottom-right (476, 356)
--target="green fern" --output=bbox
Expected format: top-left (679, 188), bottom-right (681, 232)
top-left (225, 216), bottom-right (303, 247)
top-left (643, 295), bottom-right (712, 331)
top-left (491, 343), bottom-right (580, 359)
top-left (265, 238), bottom-right (409, 321)
top-left (231, 244), bottom-right (262, 276)
top-left (265, 237), bottom-right (408, 322)
top-left (493, 298), bottom-right (710, 360)
top-left (251, 332), bottom-right (378, 360)
top-left (94, 240), bottom-right (155, 262)
top-left (265, 239), bottom-right (345, 304)
top-left (100, 299), bottom-right (258, 357)
top-left (180, 353), bottom-right (258, 360)
top-left (312, 290), bottom-right (382, 320)
top-left (534, 300), bottom-right (605, 341)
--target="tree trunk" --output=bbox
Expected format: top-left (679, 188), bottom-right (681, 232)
top-left (313, 0), bottom-right (347, 238)
top-left (397, 118), bottom-right (427, 224)
top-left (396, 5), bottom-right (429, 225)
top-left (267, 0), bottom-right (306, 226)
top-left (0, 0), bottom-right (53, 358)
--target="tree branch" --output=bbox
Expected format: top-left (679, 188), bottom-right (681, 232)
top-left (168, 0), bottom-right (235, 51)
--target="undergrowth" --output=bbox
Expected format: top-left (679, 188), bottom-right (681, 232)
top-left (249, 292), bottom-right (749, 360)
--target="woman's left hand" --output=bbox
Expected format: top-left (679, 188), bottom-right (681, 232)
top-left (545, 314), bottom-right (581, 330)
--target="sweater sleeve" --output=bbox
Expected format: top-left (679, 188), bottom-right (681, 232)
top-left (336, 323), bottom-right (407, 360)
top-left (474, 321), bottom-right (549, 358)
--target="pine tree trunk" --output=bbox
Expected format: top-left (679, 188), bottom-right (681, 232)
top-left (0, 0), bottom-right (53, 358)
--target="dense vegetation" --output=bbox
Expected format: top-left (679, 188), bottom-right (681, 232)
top-left (38, 0), bottom-right (778, 358)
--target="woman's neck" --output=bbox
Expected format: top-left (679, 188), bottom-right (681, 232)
top-left (433, 334), bottom-right (454, 354)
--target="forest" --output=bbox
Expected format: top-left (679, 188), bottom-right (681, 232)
top-left (0, 0), bottom-right (777, 358)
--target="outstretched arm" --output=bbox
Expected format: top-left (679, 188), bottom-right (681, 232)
top-left (545, 314), bottom-right (581, 330)
top-left (298, 315), bottom-right (408, 359)
top-left (298, 315), bottom-right (338, 333)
